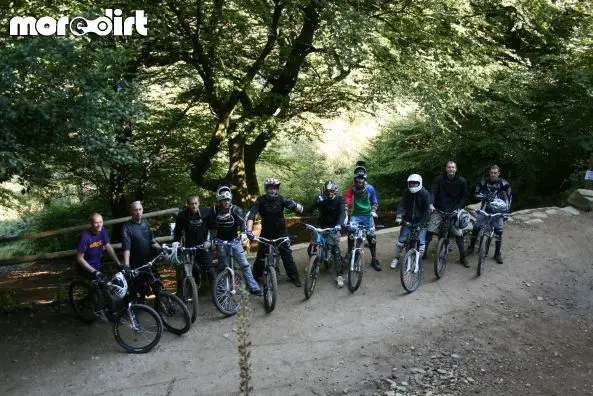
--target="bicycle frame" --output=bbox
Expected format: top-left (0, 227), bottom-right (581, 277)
top-left (82, 277), bottom-right (141, 326)
top-left (435, 210), bottom-right (457, 240)
top-left (402, 222), bottom-right (425, 272)
top-left (254, 236), bottom-right (291, 273)
top-left (477, 210), bottom-right (504, 246)
top-left (347, 223), bottom-right (374, 269)
top-left (304, 224), bottom-right (336, 261)
top-left (214, 237), bottom-right (243, 294)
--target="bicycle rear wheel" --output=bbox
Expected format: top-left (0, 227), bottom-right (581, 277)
top-left (347, 251), bottom-right (363, 293)
top-left (155, 290), bottom-right (191, 335)
top-left (212, 270), bottom-right (243, 317)
top-left (304, 254), bottom-right (320, 299)
top-left (401, 249), bottom-right (422, 293)
top-left (477, 235), bottom-right (488, 276)
top-left (182, 276), bottom-right (198, 323)
top-left (263, 264), bottom-right (278, 313)
top-left (434, 238), bottom-right (449, 279)
top-left (113, 304), bottom-right (163, 353)
top-left (68, 280), bottom-right (97, 324)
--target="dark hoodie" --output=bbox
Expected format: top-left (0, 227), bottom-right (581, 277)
top-left (429, 173), bottom-right (468, 213)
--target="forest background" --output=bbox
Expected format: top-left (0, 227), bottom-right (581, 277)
top-left (1, 0), bottom-right (592, 256)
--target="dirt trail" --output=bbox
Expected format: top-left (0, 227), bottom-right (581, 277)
top-left (1, 212), bottom-right (593, 396)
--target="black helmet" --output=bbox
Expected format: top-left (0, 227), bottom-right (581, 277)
top-left (353, 161), bottom-right (367, 180)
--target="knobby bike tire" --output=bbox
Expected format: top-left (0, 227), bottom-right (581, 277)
top-left (212, 270), bottom-right (243, 317)
top-left (263, 264), bottom-right (278, 313)
top-left (434, 238), bottom-right (449, 279)
top-left (182, 276), bottom-right (198, 323)
top-left (155, 290), bottom-right (191, 335)
top-left (348, 250), bottom-right (364, 293)
top-left (401, 249), bottom-right (422, 293)
top-left (113, 303), bottom-right (163, 353)
top-left (68, 280), bottom-right (97, 324)
top-left (477, 235), bottom-right (489, 277)
top-left (304, 254), bottom-right (320, 300)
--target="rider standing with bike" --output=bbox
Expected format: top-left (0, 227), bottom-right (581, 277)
top-left (344, 162), bottom-right (381, 271)
top-left (172, 195), bottom-right (216, 288)
top-left (76, 212), bottom-right (121, 282)
top-left (466, 165), bottom-right (512, 264)
top-left (303, 181), bottom-right (346, 288)
top-left (425, 161), bottom-right (470, 267)
top-left (390, 174), bottom-right (430, 270)
top-left (246, 177), bottom-right (304, 287)
top-left (212, 184), bottom-right (262, 295)
top-left (122, 201), bottom-right (163, 300)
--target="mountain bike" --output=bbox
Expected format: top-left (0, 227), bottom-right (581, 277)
top-left (476, 210), bottom-right (506, 277)
top-left (162, 243), bottom-right (205, 323)
top-left (346, 222), bottom-right (384, 293)
top-left (212, 236), bottom-right (247, 316)
top-left (131, 257), bottom-right (191, 335)
top-left (252, 235), bottom-right (292, 313)
top-left (302, 223), bottom-right (341, 299)
top-left (398, 222), bottom-right (426, 293)
top-left (433, 209), bottom-right (458, 279)
top-left (68, 272), bottom-right (163, 353)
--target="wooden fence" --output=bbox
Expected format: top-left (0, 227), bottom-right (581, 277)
top-left (0, 208), bottom-right (181, 267)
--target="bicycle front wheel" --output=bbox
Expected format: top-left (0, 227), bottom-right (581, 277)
top-left (477, 235), bottom-right (488, 276)
top-left (304, 255), bottom-right (320, 299)
top-left (401, 249), bottom-right (422, 293)
top-left (263, 265), bottom-right (278, 313)
top-left (347, 251), bottom-right (363, 293)
top-left (155, 290), bottom-right (191, 335)
top-left (68, 280), bottom-right (97, 324)
top-left (113, 304), bottom-right (163, 353)
top-left (182, 276), bottom-right (198, 323)
top-left (212, 270), bottom-right (243, 317)
top-left (434, 238), bottom-right (449, 279)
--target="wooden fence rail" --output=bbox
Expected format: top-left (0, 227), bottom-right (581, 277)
top-left (0, 208), bottom-right (181, 267)
top-left (0, 208), bottom-right (180, 244)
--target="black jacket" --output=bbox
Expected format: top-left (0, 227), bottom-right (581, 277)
top-left (304, 195), bottom-right (346, 228)
top-left (247, 195), bottom-right (302, 238)
top-left (173, 207), bottom-right (215, 247)
top-left (474, 178), bottom-right (512, 212)
top-left (429, 173), bottom-right (468, 213)
top-left (397, 188), bottom-right (430, 224)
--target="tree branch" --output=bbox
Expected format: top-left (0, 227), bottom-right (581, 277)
top-left (169, 3), bottom-right (221, 114)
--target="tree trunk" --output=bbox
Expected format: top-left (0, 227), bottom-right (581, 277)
top-left (228, 133), bottom-right (253, 206)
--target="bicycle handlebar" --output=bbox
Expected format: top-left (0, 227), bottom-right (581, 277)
top-left (303, 223), bottom-right (339, 234)
top-left (253, 235), bottom-right (292, 247)
top-left (478, 210), bottom-right (506, 218)
top-left (213, 236), bottom-right (243, 246)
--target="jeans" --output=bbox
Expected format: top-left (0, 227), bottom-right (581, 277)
top-left (217, 240), bottom-right (260, 291)
top-left (397, 224), bottom-right (427, 254)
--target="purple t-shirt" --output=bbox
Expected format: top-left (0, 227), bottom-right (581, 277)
top-left (77, 228), bottom-right (110, 270)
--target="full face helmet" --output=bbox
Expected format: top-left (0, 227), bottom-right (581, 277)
top-left (487, 197), bottom-right (508, 214)
top-left (216, 186), bottom-right (232, 202)
top-left (264, 177), bottom-right (281, 199)
top-left (455, 209), bottom-right (471, 229)
top-left (407, 174), bottom-right (422, 194)
top-left (108, 272), bottom-right (128, 301)
top-left (323, 181), bottom-right (338, 199)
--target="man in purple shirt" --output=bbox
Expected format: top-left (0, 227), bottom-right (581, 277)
top-left (76, 212), bottom-right (121, 281)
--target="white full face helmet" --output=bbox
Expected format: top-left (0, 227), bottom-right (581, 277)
top-left (108, 272), bottom-right (128, 301)
top-left (407, 174), bottom-right (423, 194)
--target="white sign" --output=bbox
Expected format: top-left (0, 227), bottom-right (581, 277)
top-left (9, 9), bottom-right (148, 37)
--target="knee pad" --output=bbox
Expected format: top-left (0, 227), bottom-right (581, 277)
top-left (494, 229), bottom-right (503, 237)
top-left (367, 235), bottom-right (376, 246)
